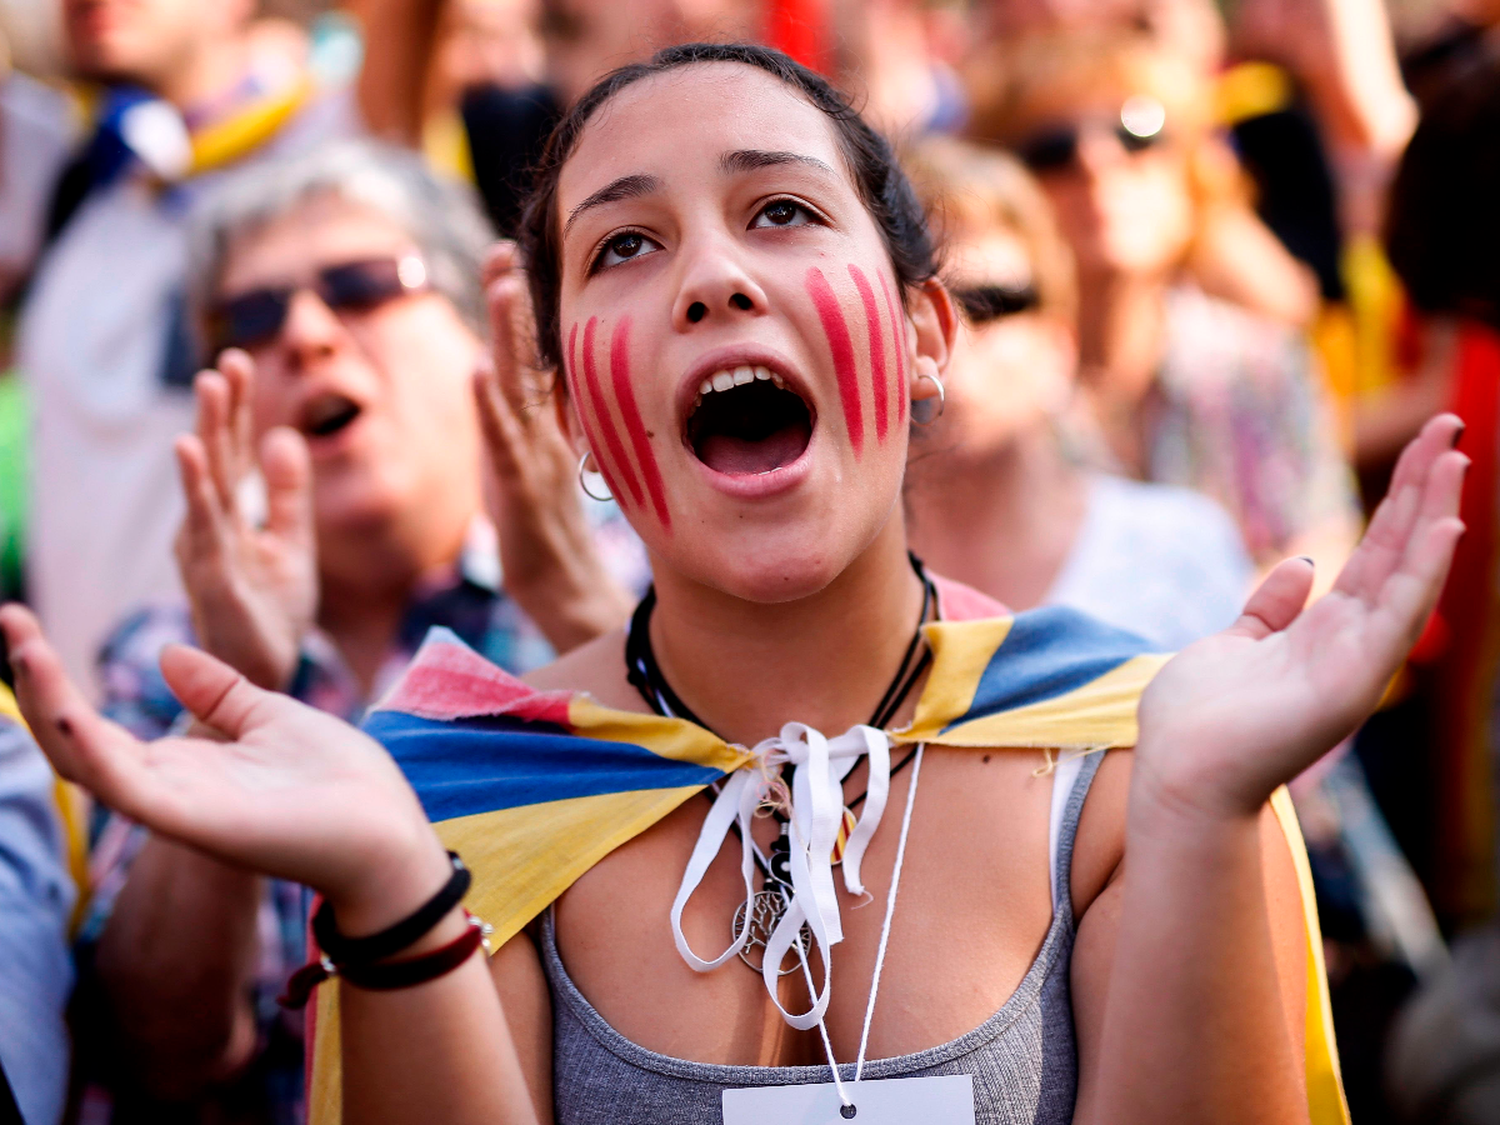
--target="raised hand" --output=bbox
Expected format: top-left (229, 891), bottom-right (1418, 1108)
top-left (1, 604), bottom-right (449, 929)
top-left (174, 350), bottom-right (318, 690)
top-left (1133, 413), bottom-right (1467, 819)
top-left (475, 242), bottom-right (632, 653)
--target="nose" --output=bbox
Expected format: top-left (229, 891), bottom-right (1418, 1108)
top-left (272, 289), bottom-right (349, 372)
top-left (670, 230), bottom-right (768, 332)
top-left (1073, 127), bottom-right (1129, 180)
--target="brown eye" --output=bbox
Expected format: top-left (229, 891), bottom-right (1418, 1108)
top-left (594, 230), bottom-right (661, 271)
top-left (752, 199), bottom-right (814, 229)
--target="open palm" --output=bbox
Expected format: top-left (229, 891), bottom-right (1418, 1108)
top-left (1135, 414), bottom-right (1467, 817)
top-left (174, 350), bottom-right (318, 690)
top-left (2, 604), bottom-right (441, 914)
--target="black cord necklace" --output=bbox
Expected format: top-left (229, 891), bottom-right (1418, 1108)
top-left (625, 551), bottom-right (938, 738)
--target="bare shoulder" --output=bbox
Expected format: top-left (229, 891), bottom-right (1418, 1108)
top-left (523, 628), bottom-right (646, 712)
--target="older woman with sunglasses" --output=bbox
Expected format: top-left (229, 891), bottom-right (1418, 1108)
top-left (904, 139), bottom-right (1251, 649)
top-left (969, 29), bottom-right (1361, 583)
top-left (75, 142), bottom-right (647, 1115)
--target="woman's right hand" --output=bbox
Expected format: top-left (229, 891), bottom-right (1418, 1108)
top-left (174, 350), bottom-right (318, 691)
top-left (0, 605), bottom-right (449, 930)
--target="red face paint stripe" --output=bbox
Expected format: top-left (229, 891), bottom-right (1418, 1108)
top-left (877, 272), bottom-right (907, 425)
top-left (609, 318), bottom-right (671, 529)
top-left (568, 323), bottom-right (626, 501)
top-left (848, 264), bottom-right (888, 442)
top-left (581, 317), bottom-right (644, 508)
top-left (805, 267), bottom-right (864, 454)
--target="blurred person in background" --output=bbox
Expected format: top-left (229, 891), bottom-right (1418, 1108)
top-left (902, 138), bottom-right (1252, 649)
top-left (1377, 42), bottom-right (1500, 935)
top-left (0, 706), bottom-right (74, 1125)
top-left (76, 141), bottom-right (645, 1122)
top-left (967, 28), bottom-right (1361, 581)
top-left (16, 0), bottom-right (363, 695)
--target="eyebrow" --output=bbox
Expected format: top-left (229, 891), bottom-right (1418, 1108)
top-left (563, 173), bottom-right (662, 239)
top-left (719, 149), bottom-right (836, 177)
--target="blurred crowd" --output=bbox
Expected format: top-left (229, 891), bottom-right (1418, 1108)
top-left (1, 0), bottom-right (1498, 1121)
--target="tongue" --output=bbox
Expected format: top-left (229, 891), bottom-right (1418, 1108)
top-left (698, 426), bottom-right (808, 475)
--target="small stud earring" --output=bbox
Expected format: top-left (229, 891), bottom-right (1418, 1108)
top-left (578, 452), bottom-right (612, 501)
top-left (911, 372), bottom-right (945, 425)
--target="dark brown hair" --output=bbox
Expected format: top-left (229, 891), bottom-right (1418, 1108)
top-left (517, 42), bottom-right (938, 370)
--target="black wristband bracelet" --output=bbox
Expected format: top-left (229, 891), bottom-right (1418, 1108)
top-left (312, 851), bottom-right (470, 966)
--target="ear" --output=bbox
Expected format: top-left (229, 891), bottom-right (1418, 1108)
top-left (907, 278), bottom-right (957, 409)
top-left (553, 377), bottom-right (590, 458)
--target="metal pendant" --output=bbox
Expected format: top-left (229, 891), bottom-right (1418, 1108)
top-left (734, 888), bottom-right (809, 976)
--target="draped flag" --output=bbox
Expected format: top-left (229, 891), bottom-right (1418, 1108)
top-left (306, 605), bottom-right (1348, 1124)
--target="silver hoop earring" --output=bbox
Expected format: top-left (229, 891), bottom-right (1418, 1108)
top-left (578, 452), bottom-right (612, 502)
top-left (911, 371), bottom-right (945, 425)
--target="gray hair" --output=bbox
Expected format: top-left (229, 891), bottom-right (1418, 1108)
top-left (186, 140), bottom-right (495, 340)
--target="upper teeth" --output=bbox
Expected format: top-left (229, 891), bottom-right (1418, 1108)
top-left (698, 365), bottom-right (782, 397)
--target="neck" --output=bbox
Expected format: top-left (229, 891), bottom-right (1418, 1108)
top-left (647, 519), bottom-right (926, 746)
top-left (1075, 270), bottom-right (1170, 475)
top-left (150, 35), bottom-right (255, 114)
top-left (906, 423), bottom-right (1086, 610)
top-left (316, 506), bottom-right (476, 694)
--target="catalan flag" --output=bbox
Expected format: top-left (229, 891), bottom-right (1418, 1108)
top-left (307, 606), bottom-right (1348, 1125)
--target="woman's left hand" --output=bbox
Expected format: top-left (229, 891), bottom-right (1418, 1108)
top-left (1133, 413), bottom-right (1466, 820)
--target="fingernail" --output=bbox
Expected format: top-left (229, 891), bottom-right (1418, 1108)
top-left (1296, 555), bottom-right (1315, 566)
top-left (55, 717), bottom-right (73, 737)
top-left (1452, 423), bottom-right (1466, 448)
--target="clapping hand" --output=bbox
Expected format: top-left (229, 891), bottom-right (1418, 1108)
top-left (1134, 414), bottom-right (1467, 820)
top-left (174, 350), bottom-right (318, 690)
top-left (474, 242), bottom-right (632, 653)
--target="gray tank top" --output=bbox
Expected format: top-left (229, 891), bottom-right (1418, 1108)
top-left (541, 751), bottom-right (1103, 1125)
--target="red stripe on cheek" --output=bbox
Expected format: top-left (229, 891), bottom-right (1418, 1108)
top-left (805, 267), bottom-right (864, 454)
top-left (609, 318), bottom-right (671, 530)
top-left (877, 272), bottom-right (907, 425)
top-left (568, 323), bottom-right (625, 501)
top-left (581, 317), bottom-right (644, 507)
top-left (848, 265), bottom-right (888, 442)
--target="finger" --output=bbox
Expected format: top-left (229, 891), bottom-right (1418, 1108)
top-left (473, 364), bottom-right (524, 480)
top-left (481, 239), bottom-right (521, 288)
top-left (1336, 416), bottom-right (1465, 601)
top-left (193, 369), bottom-right (238, 511)
top-left (0, 604), bottom-right (149, 805)
top-left (1228, 556), bottom-right (1316, 640)
top-left (173, 435), bottom-right (230, 566)
top-left (217, 348), bottom-right (257, 485)
top-left (1370, 451), bottom-right (1468, 637)
top-left (158, 643), bottom-right (284, 740)
top-left (260, 426), bottom-right (315, 546)
top-left (486, 275), bottom-right (533, 415)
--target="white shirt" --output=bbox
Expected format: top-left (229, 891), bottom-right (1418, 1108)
top-left (1046, 473), bottom-right (1253, 651)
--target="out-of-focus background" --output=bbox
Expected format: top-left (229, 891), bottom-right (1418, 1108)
top-left (2, 0), bottom-right (1500, 1121)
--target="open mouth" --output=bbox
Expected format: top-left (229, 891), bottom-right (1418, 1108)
top-left (686, 365), bottom-right (813, 476)
top-left (300, 393), bottom-right (364, 439)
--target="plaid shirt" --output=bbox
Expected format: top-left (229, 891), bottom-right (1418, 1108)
top-left (77, 513), bottom-right (648, 1124)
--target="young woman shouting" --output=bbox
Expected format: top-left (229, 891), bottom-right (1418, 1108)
top-left (1, 44), bottom-right (1465, 1125)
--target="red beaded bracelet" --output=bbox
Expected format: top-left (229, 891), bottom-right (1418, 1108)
top-left (279, 910), bottom-right (493, 1010)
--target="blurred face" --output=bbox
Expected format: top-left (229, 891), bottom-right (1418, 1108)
top-left (557, 63), bottom-right (935, 603)
top-left (543, 0), bottom-right (762, 103)
top-left (215, 195), bottom-right (485, 538)
top-left (943, 224), bottom-right (1073, 450)
top-left (64, 0), bottom-right (249, 86)
top-left (1015, 85), bottom-right (1194, 280)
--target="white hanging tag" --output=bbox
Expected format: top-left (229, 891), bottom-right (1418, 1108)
top-left (722, 1074), bottom-right (974, 1125)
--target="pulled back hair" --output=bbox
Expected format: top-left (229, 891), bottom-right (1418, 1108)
top-left (517, 42), bottom-right (938, 371)
top-left (1386, 46), bottom-right (1500, 331)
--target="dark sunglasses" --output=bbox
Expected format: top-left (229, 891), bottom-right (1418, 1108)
top-left (209, 255), bottom-right (430, 352)
top-left (1018, 97), bottom-right (1169, 173)
top-left (952, 283), bottom-right (1040, 325)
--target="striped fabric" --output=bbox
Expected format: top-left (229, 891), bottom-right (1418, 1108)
top-left (306, 608), bottom-right (1348, 1124)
